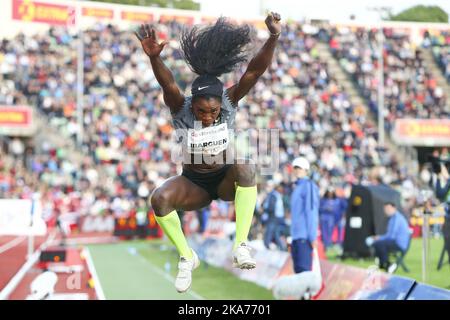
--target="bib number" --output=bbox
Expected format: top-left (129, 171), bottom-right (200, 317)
top-left (187, 123), bottom-right (229, 155)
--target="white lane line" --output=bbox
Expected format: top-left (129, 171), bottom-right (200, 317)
top-left (55, 237), bottom-right (119, 246)
top-left (0, 236), bottom-right (26, 255)
top-left (82, 248), bottom-right (106, 300)
top-left (0, 231), bottom-right (56, 300)
top-left (133, 249), bottom-right (205, 300)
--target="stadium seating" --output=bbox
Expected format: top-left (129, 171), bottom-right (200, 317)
top-left (329, 26), bottom-right (449, 134)
top-left (424, 30), bottom-right (450, 82)
top-left (0, 21), bottom-right (432, 240)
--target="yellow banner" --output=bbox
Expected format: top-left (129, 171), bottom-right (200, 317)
top-left (13, 0), bottom-right (76, 26)
top-left (82, 7), bottom-right (114, 19)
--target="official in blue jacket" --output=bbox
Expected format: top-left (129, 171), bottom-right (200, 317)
top-left (290, 157), bottom-right (320, 273)
top-left (369, 201), bottom-right (410, 271)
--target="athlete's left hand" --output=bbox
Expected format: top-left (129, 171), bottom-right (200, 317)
top-left (265, 12), bottom-right (281, 35)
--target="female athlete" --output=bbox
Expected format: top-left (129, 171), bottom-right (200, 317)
top-left (135, 12), bottom-right (281, 292)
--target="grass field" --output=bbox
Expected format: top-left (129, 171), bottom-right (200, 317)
top-left (87, 240), bottom-right (274, 300)
top-left (326, 237), bottom-right (450, 290)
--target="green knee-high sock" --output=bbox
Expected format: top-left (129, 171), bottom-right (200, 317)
top-left (234, 185), bottom-right (257, 249)
top-left (155, 210), bottom-right (193, 259)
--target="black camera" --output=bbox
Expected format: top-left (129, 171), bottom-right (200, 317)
top-left (427, 155), bottom-right (450, 174)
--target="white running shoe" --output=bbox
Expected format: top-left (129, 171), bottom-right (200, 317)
top-left (232, 242), bottom-right (256, 270)
top-left (175, 249), bottom-right (200, 293)
top-left (388, 263), bottom-right (398, 274)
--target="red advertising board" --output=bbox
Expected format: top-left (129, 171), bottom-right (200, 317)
top-left (113, 213), bottom-right (162, 239)
top-left (159, 14), bottom-right (194, 25)
top-left (0, 105), bottom-right (34, 136)
top-left (12, 0), bottom-right (76, 26)
top-left (0, 106), bottom-right (32, 127)
top-left (82, 7), bottom-right (114, 19)
top-left (121, 10), bottom-right (153, 23)
top-left (393, 119), bottom-right (450, 146)
top-left (315, 260), bottom-right (390, 300)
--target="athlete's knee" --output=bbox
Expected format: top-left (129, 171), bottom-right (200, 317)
top-left (151, 187), bottom-right (174, 216)
top-left (235, 162), bottom-right (256, 186)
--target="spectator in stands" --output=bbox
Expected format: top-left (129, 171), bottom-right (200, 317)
top-left (366, 201), bottom-right (410, 272)
top-left (55, 208), bottom-right (67, 246)
top-left (0, 20), bottom-right (425, 249)
top-left (290, 157), bottom-right (320, 273)
top-left (333, 188), bottom-right (348, 248)
top-left (319, 187), bottom-right (341, 251)
top-left (330, 26), bottom-right (449, 132)
top-left (262, 181), bottom-right (286, 251)
top-left (425, 30), bottom-right (450, 83)
top-left (196, 205), bottom-right (210, 234)
top-left (136, 198), bottom-right (149, 238)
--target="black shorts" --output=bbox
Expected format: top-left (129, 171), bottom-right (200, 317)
top-left (182, 165), bottom-right (232, 200)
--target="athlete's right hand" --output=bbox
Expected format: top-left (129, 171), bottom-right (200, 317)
top-left (134, 24), bottom-right (168, 58)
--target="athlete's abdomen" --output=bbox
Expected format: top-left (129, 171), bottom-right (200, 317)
top-left (182, 148), bottom-right (230, 173)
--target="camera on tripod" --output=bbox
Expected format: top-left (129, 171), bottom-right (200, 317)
top-left (427, 155), bottom-right (450, 174)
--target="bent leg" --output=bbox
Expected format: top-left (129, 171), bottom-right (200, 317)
top-left (151, 175), bottom-right (211, 258)
top-left (373, 239), bottom-right (393, 270)
top-left (274, 218), bottom-right (287, 251)
top-left (264, 219), bottom-right (276, 249)
top-left (151, 175), bottom-right (211, 217)
top-left (217, 161), bottom-right (257, 249)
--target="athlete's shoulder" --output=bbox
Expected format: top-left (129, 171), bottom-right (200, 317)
top-left (222, 89), bottom-right (238, 110)
top-left (171, 96), bottom-right (192, 118)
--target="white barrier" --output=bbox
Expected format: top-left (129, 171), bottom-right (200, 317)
top-left (0, 199), bottom-right (47, 236)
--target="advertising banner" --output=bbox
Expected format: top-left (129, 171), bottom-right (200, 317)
top-left (120, 10), bottom-right (154, 23)
top-left (82, 7), bottom-right (114, 20)
top-left (407, 284), bottom-right (450, 300)
top-left (315, 260), bottom-right (371, 300)
top-left (113, 213), bottom-right (161, 238)
top-left (12, 0), bottom-right (76, 26)
top-left (393, 119), bottom-right (450, 146)
top-left (0, 105), bottom-right (34, 136)
top-left (79, 215), bottom-right (115, 233)
top-left (159, 14), bottom-right (194, 24)
top-left (355, 275), bottom-right (416, 300)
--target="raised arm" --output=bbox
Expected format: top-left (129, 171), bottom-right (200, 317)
top-left (227, 12), bottom-right (281, 105)
top-left (135, 24), bottom-right (184, 114)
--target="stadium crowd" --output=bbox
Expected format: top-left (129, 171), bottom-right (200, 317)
top-left (0, 134), bottom-right (156, 230)
top-left (1, 19), bottom-right (446, 246)
top-left (329, 26), bottom-right (449, 133)
top-left (422, 29), bottom-right (450, 83)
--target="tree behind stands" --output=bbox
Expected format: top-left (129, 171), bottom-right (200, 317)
top-left (388, 5), bottom-right (448, 23)
top-left (90, 0), bottom-right (200, 11)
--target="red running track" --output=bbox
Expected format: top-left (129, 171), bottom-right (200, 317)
top-left (0, 235), bottom-right (47, 291)
top-left (0, 230), bottom-right (116, 299)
